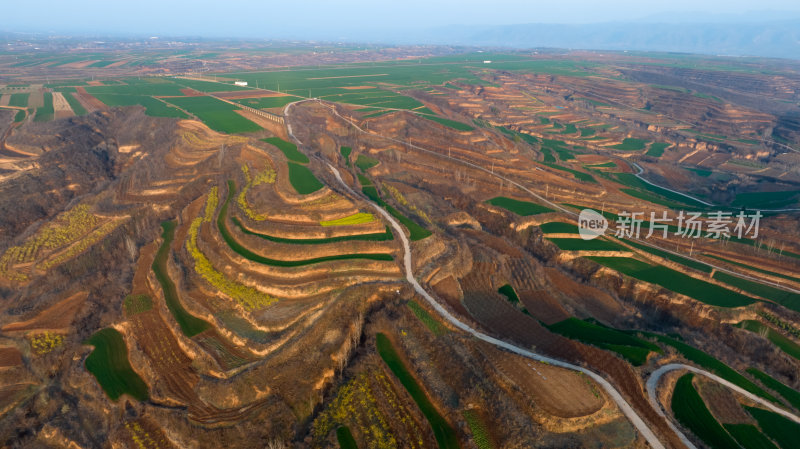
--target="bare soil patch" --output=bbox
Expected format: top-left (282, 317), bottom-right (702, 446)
top-left (2, 291), bottom-right (88, 333)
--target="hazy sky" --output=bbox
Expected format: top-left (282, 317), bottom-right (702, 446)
top-left (7, 0), bottom-right (800, 38)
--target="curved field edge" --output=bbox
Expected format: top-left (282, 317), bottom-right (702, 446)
top-left (152, 221), bottom-right (211, 337)
top-left (376, 333), bottom-right (460, 449)
top-left (221, 181), bottom-right (394, 266)
top-left (84, 328), bottom-right (148, 401)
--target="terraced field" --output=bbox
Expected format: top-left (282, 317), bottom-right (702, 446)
top-left (84, 328), bottom-right (148, 401)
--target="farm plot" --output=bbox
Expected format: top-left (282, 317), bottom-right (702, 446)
top-left (714, 272), bottom-right (800, 313)
top-left (622, 239), bottom-right (712, 273)
top-left (376, 333), bottom-right (459, 449)
top-left (33, 93), bottom-right (54, 122)
top-left (232, 95), bottom-right (300, 109)
top-left (608, 138), bottom-right (649, 151)
top-left (152, 221), bottom-right (210, 337)
top-left (220, 181), bottom-right (393, 266)
top-left (8, 93), bottom-right (29, 107)
top-left (745, 406), bottom-right (800, 449)
top-left (737, 320), bottom-right (800, 361)
top-left (91, 93), bottom-right (188, 118)
top-left (746, 368), bottom-right (800, 412)
top-left (287, 162), bottom-right (324, 194)
top-left (355, 154), bottom-right (379, 172)
top-left (84, 328), bottom-right (148, 401)
top-left (234, 217), bottom-right (392, 244)
top-left (671, 373), bottom-right (742, 449)
top-left (586, 257), bottom-right (757, 308)
top-left (85, 78), bottom-right (185, 97)
top-left (164, 96), bottom-right (261, 133)
top-left (546, 318), bottom-right (660, 365)
top-left (362, 184), bottom-right (431, 240)
top-left (262, 137), bottom-right (308, 163)
top-left (51, 92), bottom-right (74, 118)
top-left (546, 237), bottom-right (627, 252)
top-left (320, 212), bottom-right (374, 226)
top-left (486, 196), bottom-right (553, 216)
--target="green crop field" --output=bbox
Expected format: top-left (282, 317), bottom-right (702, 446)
top-left (123, 294), bottom-right (153, 315)
top-left (376, 333), bottom-right (459, 449)
top-left (221, 181), bottom-right (393, 266)
top-left (587, 257), bottom-right (757, 308)
top-left (361, 185), bottom-right (431, 241)
top-left (234, 216), bottom-right (392, 244)
top-left (541, 162), bottom-right (597, 183)
top-left (724, 424), bottom-right (779, 449)
top-left (64, 92), bottom-right (87, 115)
top-left (610, 138), bottom-right (649, 151)
top-left (498, 284), bottom-right (520, 304)
top-left (152, 221), bottom-right (211, 337)
top-left (14, 110), bottom-right (25, 122)
top-left (463, 410), bottom-right (495, 449)
top-left (732, 190), bottom-right (800, 210)
top-left (8, 93), bottom-right (29, 107)
top-left (340, 146), bottom-right (352, 166)
top-left (336, 426), bottom-right (358, 449)
top-left (92, 93), bottom-right (188, 118)
top-left (584, 161), bottom-right (616, 169)
top-left (486, 196), bottom-right (553, 216)
top-left (671, 373), bottom-right (741, 449)
top-left (164, 96), bottom-right (260, 133)
top-left (622, 239), bottom-right (712, 273)
top-left (715, 272), bottom-right (800, 313)
top-left (644, 333), bottom-right (778, 402)
top-left (421, 114), bottom-right (474, 131)
top-left (84, 328), bottom-right (148, 401)
top-left (611, 173), bottom-right (707, 208)
top-left (646, 142), bottom-right (670, 157)
top-left (547, 318), bottom-right (660, 365)
top-left (85, 78), bottom-right (185, 97)
top-left (320, 213), bottom-right (375, 226)
top-left (262, 137), bottom-right (309, 163)
top-left (547, 237), bottom-right (626, 252)
top-left (288, 162), bottom-right (324, 194)
top-left (408, 300), bottom-right (447, 336)
top-left (746, 368), bottom-right (800, 412)
top-left (355, 154), bottom-right (379, 172)
top-left (233, 95), bottom-right (301, 109)
top-left (746, 406), bottom-right (800, 449)
top-left (172, 78), bottom-right (252, 92)
top-left (737, 321), bottom-right (800, 361)
top-left (33, 92), bottom-right (54, 122)
top-left (539, 222), bottom-right (579, 234)
top-left (541, 148), bottom-right (556, 163)
top-left (704, 255), bottom-right (800, 284)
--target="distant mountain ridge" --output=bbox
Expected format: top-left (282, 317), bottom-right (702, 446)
top-left (407, 20), bottom-right (800, 59)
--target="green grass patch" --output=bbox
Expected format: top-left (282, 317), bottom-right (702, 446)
top-left (714, 272), bottom-right (800, 313)
top-left (541, 162), bottom-right (596, 183)
top-left (287, 162), bottom-right (324, 195)
top-left (547, 318), bottom-right (659, 366)
top-left (93, 94), bottom-right (188, 118)
top-left (164, 96), bottom-right (260, 133)
top-left (724, 424), bottom-right (779, 449)
top-left (421, 114), bottom-right (474, 131)
top-left (340, 146), bottom-right (352, 166)
top-left (737, 321), bottom-right (800, 361)
top-left (33, 92), bottom-right (54, 122)
top-left (547, 238), bottom-right (626, 252)
top-left (672, 373), bottom-right (741, 449)
top-left (222, 181), bottom-right (392, 266)
top-left (732, 190), bottom-right (800, 210)
top-left (13, 110), bottom-right (25, 122)
top-left (320, 212), bottom-right (375, 226)
top-left (152, 221), bottom-right (211, 337)
top-left (64, 92), bottom-right (87, 115)
top-left (540, 148), bottom-right (556, 163)
top-left (462, 410), bottom-right (494, 449)
top-left (746, 368), bottom-right (800, 412)
top-left (8, 93), bottom-right (29, 107)
top-left (746, 406), bottom-right (800, 449)
top-left (376, 333), bottom-right (459, 449)
top-left (355, 154), bottom-right (379, 172)
top-left (539, 222), bottom-right (579, 234)
top-left (622, 239), bottom-right (711, 273)
top-left (408, 300), bottom-right (447, 336)
top-left (84, 328), bottom-right (148, 401)
top-left (587, 257), bottom-right (757, 308)
top-left (123, 294), bottom-right (153, 315)
top-left (262, 137), bottom-right (308, 163)
top-left (498, 284), bottom-right (520, 304)
top-left (336, 426), bottom-right (359, 449)
top-left (610, 138), bottom-right (649, 151)
top-left (486, 196), bottom-right (553, 216)
top-left (646, 142), bottom-right (670, 157)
